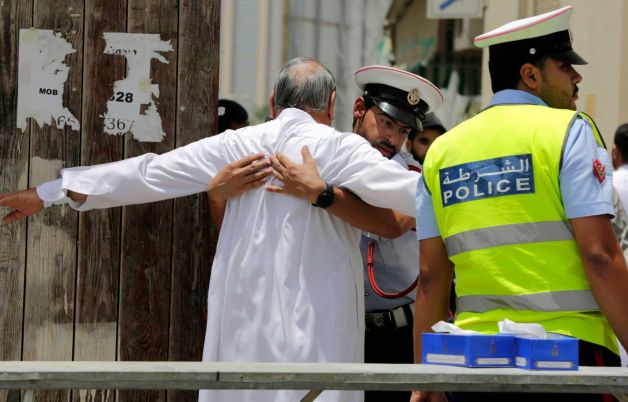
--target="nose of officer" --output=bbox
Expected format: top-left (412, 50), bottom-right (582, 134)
top-left (570, 65), bottom-right (582, 85)
top-left (384, 127), bottom-right (408, 151)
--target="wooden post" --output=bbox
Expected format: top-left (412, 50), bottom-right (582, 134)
top-left (0, 1), bottom-right (33, 402)
top-left (0, 1), bottom-right (220, 402)
top-left (168, 2), bottom-right (221, 402)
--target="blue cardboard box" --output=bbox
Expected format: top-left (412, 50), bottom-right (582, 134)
top-left (422, 332), bottom-right (516, 368)
top-left (515, 334), bottom-right (579, 370)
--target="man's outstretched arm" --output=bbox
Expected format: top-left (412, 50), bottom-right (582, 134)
top-left (266, 145), bottom-right (415, 238)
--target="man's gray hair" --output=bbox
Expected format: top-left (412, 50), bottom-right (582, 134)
top-left (273, 57), bottom-right (336, 113)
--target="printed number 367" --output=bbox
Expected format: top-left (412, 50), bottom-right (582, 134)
top-left (104, 117), bottom-right (134, 131)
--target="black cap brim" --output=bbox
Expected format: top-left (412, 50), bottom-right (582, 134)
top-left (372, 99), bottom-right (423, 132)
top-left (551, 49), bottom-right (587, 65)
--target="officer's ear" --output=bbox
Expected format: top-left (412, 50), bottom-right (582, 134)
top-left (519, 63), bottom-right (540, 90)
top-left (353, 97), bottom-right (367, 120)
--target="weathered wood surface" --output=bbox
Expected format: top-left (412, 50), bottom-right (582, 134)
top-left (117, 2), bottom-right (179, 402)
top-left (167, 1), bottom-right (220, 401)
top-left (23, 3), bottom-right (84, 402)
top-left (72, 2), bottom-right (127, 402)
top-left (0, 362), bottom-right (625, 394)
top-left (0, 1), bottom-right (219, 402)
top-left (0, 2), bottom-right (33, 402)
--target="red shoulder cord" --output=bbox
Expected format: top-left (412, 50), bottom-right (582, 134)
top-left (367, 240), bottom-right (418, 299)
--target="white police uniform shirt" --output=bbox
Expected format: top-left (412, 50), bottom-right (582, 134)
top-left (37, 108), bottom-right (419, 402)
top-left (362, 153), bottom-right (419, 312)
top-left (416, 90), bottom-right (615, 241)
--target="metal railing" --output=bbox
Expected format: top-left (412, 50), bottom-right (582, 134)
top-left (0, 361), bottom-right (627, 401)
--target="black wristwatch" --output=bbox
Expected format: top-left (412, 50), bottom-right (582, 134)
top-left (312, 184), bottom-right (335, 209)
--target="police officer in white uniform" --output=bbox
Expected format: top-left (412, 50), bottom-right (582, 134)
top-left (352, 66), bottom-right (443, 402)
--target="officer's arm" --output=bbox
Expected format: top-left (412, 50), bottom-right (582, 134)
top-left (267, 146), bottom-right (414, 238)
top-left (413, 236), bottom-right (453, 363)
top-left (208, 199), bottom-right (227, 231)
top-left (410, 236), bottom-right (452, 402)
top-left (206, 153), bottom-right (272, 231)
top-left (323, 189), bottom-right (415, 238)
top-left (571, 215), bottom-right (628, 351)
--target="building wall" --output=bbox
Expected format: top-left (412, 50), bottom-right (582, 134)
top-left (0, 2), bottom-right (219, 402)
top-left (621, 2), bottom-right (628, 128)
top-left (219, 0), bottom-right (392, 131)
top-left (388, 0), bottom-right (439, 70)
top-left (481, 0), bottom-right (628, 145)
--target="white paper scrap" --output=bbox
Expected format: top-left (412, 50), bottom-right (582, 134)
top-left (17, 28), bottom-right (80, 132)
top-left (101, 32), bottom-right (173, 142)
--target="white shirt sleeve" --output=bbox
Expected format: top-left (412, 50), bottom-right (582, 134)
top-left (331, 135), bottom-right (419, 217)
top-left (415, 175), bottom-right (439, 239)
top-left (36, 179), bottom-right (73, 207)
top-left (37, 135), bottom-right (226, 211)
top-left (559, 118), bottom-right (614, 218)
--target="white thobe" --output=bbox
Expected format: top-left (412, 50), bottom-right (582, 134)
top-left (37, 108), bottom-right (419, 402)
top-left (612, 165), bottom-right (628, 367)
top-left (613, 165), bottom-right (628, 213)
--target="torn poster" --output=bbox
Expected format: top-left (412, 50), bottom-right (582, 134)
top-left (17, 28), bottom-right (80, 132)
top-left (102, 33), bottom-right (173, 142)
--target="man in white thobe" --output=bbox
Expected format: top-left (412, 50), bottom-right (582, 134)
top-left (612, 123), bottom-right (628, 213)
top-left (0, 58), bottom-right (419, 402)
top-left (610, 122), bottom-right (628, 367)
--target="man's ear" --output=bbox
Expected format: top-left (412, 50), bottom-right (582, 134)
top-left (327, 90), bottom-right (336, 122)
top-left (269, 92), bottom-right (278, 118)
top-left (519, 63), bottom-right (540, 90)
top-left (353, 97), bottom-right (366, 120)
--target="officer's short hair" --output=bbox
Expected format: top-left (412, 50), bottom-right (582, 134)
top-left (351, 97), bottom-right (376, 130)
top-left (273, 57), bottom-right (336, 113)
top-left (614, 123), bottom-right (628, 161)
top-left (490, 55), bottom-right (549, 93)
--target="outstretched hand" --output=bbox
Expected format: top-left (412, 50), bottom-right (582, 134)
top-left (266, 146), bottom-right (326, 203)
top-left (0, 188), bottom-right (45, 224)
top-left (207, 153), bottom-right (272, 202)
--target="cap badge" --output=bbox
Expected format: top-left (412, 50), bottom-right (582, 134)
top-left (407, 88), bottom-right (421, 105)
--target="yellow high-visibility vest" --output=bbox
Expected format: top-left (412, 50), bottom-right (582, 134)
top-left (423, 104), bottom-right (617, 353)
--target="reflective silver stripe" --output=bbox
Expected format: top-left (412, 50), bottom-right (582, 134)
top-left (444, 221), bottom-right (573, 257)
top-left (457, 290), bottom-right (599, 313)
